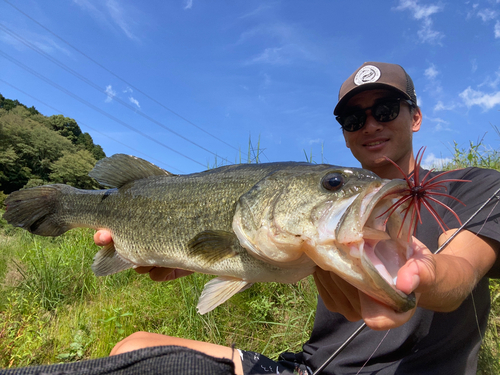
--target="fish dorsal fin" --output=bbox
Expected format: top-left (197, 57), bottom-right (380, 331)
top-left (91, 243), bottom-right (133, 276)
top-left (188, 230), bottom-right (239, 266)
top-left (197, 276), bottom-right (252, 314)
top-left (89, 154), bottom-right (173, 188)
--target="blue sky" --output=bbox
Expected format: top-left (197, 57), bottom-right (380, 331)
top-left (1, 0), bottom-right (499, 174)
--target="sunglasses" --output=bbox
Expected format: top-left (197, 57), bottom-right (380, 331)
top-left (336, 97), bottom-right (414, 132)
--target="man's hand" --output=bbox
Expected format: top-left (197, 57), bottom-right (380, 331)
top-left (314, 267), bottom-right (418, 331)
top-left (314, 229), bottom-right (498, 330)
top-left (93, 230), bottom-right (193, 281)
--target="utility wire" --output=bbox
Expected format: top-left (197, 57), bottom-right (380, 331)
top-left (3, 0), bottom-right (239, 153)
top-left (0, 49), bottom-right (206, 168)
top-left (0, 78), bottom-right (183, 173)
top-left (0, 23), bottom-right (233, 166)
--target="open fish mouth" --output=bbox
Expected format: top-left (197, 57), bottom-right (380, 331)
top-left (359, 179), bottom-right (413, 288)
top-left (313, 178), bottom-right (416, 311)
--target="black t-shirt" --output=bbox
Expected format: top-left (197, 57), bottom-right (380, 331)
top-left (301, 167), bottom-right (500, 375)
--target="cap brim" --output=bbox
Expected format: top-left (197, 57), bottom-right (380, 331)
top-left (333, 83), bottom-right (412, 116)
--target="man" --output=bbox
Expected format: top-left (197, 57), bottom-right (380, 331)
top-left (95, 62), bottom-right (500, 374)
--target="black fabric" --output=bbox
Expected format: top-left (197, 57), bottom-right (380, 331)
top-left (301, 167), bottom-right (500, 374)
top-left (239, 350), bottom-right (312, 375)
top-left (0, 346), bottom-right (235, 375)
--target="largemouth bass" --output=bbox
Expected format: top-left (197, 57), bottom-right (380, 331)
top-left (3, 154), bottom-right (415, 313)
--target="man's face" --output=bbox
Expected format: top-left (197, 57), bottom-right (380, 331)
top-left (341, 89), bottom-right (421, 176)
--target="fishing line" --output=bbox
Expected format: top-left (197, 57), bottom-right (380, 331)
top-left (312, 186), bottom-right (500, 375)
top-left (354, 329), bottom-right (390, 375)
top-left (434, 186), bottom-right (500, 256)
top-left (471, 291), bottom-right (483, 342)
top-left (456, 188), bottom-right (500, 344)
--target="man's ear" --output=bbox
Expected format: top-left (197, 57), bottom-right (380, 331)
top-left (412, 107), bottom-right (422, 133)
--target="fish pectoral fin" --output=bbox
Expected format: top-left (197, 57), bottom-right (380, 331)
top-left (188, 230), bottom-right (239, 266)
top-left (91, 243), bottom-right (134, 276)
top-left (197, 277), bottom-right (252, 314)
top-left (89, 154), bottom-right (174, 188)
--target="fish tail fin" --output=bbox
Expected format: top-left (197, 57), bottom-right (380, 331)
top-left (3, 185), bottom-right (74, 236)
top-left (197, 277), bottom-right (252, 314)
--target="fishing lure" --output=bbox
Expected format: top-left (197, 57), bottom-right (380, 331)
top-left (313, 148), bottom-right (498, 375)
top-left (381, 147), bottom-right (470, 240)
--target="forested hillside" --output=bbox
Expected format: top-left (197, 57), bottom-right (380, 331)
top-left (0, 94), bottom-right (105, 195)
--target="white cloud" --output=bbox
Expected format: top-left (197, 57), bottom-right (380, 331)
top-left (427, 116), bottom-right (451, 131)
top-left (421, 152), bottom-right (452, 169)
top-left (460, 87), bottom-right (500, 110)
top-left (423, 63), bottom-right (442, 95)
top-left (394, 0), bottom-right (444, 44)
top-left (238, 23), bottom-right (324, 66)
top-left (478, 68), bottom-right (500, 90)
top-left (239, 4), bottom-right (273, 19)
top-left (184, 0), bottom-right (193, 10)
top-left (433, 100), bottom-right (455, 111)
top-left (477, 9), bottom-right (498, 22)
top-left (105, 85), bottom-right (116, 102)
top-left (248, 46), bottom-right (290, 65)
top-left (418, 17), bottom-right (444, 44)
top-left (106, 0), bottom-right (138, 41)
top-left (471, 59), bottom-right (478, 73)
top-left (246, 42), bottom-right (318, 66)
top-left (0, 24), bottom-right (70, 56)
top-left (488, 68), bottom-right (500, 89)
top-left (468, 4), bottom-right (500, 37)
top-left (424, 64), bottom-right (439, 79)
top-left (129, 96), bottom-right (140, 108)
top-left (73, 0), bottom-right (139, 41)
top-left (308, 138), bottom-right (323, 145)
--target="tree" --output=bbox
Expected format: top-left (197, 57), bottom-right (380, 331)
top-left (49, 150), bottom-right (100, 190)
top-left (0, 94), bottom-right (106, 193)
top-left (76, 132), bottom-right (106, 160)
top-left (49, 115), bottom-right (82, 143)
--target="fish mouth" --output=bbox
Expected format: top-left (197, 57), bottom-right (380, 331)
top-left (315, 178), bottom-right (416, 311)
top-left (358, 179), bottom-right (413, 288)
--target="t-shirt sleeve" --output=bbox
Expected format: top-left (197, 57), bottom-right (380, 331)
top-left (443, 168), bottom-right (500, 277)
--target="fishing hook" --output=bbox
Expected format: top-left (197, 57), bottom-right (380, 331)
top-left (312, 186), bottom-right (500, 375)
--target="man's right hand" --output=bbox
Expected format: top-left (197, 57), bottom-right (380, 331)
top-left (93, 230), bottom-right (193, 281)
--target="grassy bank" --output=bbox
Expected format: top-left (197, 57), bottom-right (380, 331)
top-left (1, 138), bottom-right (500, 373)
top-left (0, 222), bottom-right (499, 373)
top-left (0, 226), bottom-right (317, 368)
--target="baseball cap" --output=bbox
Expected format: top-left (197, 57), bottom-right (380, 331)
top-left (333, 62), bottom-right (417, 116)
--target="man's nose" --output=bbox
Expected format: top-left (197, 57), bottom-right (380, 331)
top-left (362, 112), bottom-right (383, 133)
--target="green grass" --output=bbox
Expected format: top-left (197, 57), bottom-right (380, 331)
top-left (1, 219), bottom-right (499, 374)
top-left (1, 138), bottom-right (500, 373)
top-left (0, 227), bottom-right (317, 368)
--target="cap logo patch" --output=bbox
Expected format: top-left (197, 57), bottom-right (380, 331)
top-left (354, 65), bottom-right (381, 86)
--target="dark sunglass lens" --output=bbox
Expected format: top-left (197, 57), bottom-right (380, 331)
top-left (342, 112), bottom-right (366, 132)
top-left (373, 100), bottom-right (400, 122)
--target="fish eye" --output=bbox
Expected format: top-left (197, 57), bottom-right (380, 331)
top-left (321, 173), bottom-right (344, 191)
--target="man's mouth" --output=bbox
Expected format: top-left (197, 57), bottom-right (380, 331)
top-left (364, 139), bottom-right (388, 147)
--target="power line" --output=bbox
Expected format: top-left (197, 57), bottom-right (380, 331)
top-left (0, 78), bottom-right (183, 173)
top-left (0, 22), bottom-right (233, 166)
top-left (3, 0), bottom-right (239, 153)
top-left (0, 49), bottom-right (207, 168)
